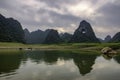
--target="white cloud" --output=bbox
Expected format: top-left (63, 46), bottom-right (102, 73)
top-left (0, 0), bottom-right (120, 38)
top-left (56, 59), bottom-right (65, 66)
top-left (70, 24), bottom-right (76, 27)
top-left (94, 27), bottom-right (112, 33)
top-left (67, 1), bottom-right (94, 17)
top-left (34, 14), bottom-right (41, 22)
top-left (55, 27), bottom-right (66, 33)
top-left (20, 0), bottom-right (46, 10)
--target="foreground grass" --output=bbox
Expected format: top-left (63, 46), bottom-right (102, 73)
top-left (0, 42), bottom-right (120, 51)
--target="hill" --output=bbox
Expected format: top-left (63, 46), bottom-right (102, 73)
top-left (0, 14), bottom-right (25, 43)
top-left (70, 20), bottom-right (99, 43)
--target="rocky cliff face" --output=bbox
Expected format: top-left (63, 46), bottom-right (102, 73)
top-left (24, 29), bottom-right (45, 44)
top-left (24, 28), bottom-right (31, 43)
top-left (104, 35), bottom-right (111, 42)
top-left (70, 20), bottom-right (99, 43)
top-left (98, 38), bottom-right (104, 43)
top-left (24, 29), bottom-right (61, 44)
top-left (60, 33), bottom-right (72, 42)
top-left (0, 14), bottom-right (25, 43)
top-left (110, 32), bottom-right (120, 42)
top-left (43, 29), bottom-right (62, 44)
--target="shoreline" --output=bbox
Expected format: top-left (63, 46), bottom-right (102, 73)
top-left (0, 42), bottom-right (119, 53)
top-left (0, 47), bottom-right (119, 52)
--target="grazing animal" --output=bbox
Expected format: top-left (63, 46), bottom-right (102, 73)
top-left (28, 48), bottom-right (32, 50)
top-left (19, 48), bottom-right (23, 50)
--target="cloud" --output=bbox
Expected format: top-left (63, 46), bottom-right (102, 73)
top-left (0, 0), bottom-right (120, 38)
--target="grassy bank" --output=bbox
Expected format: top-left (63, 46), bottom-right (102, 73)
top-left (0, 42), bottom-right (120, 51)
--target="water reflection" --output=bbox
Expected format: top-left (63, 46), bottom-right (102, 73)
top-left (0, 52), bottom-right (23, 75)
top-left (114, 54), bottom-right (120, 64)
top-left (0, 50), bottom-right (120, 80)
top-left (101, 52), bottom-right (120, 64)
top-left (73, 54), bottom-right (97, 75)
top-left (24, 50), bottom-right (98, 76)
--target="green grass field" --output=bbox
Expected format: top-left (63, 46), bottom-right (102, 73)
top-left (0, 42), bottom-right (120, 51)
top-left (0, 42), bottom-right (120, 55)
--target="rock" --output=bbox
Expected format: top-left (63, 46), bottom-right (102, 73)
top-left (70, 20), bottom-right (100, 43)
top-left (101, 47), bottom-right (117, 54)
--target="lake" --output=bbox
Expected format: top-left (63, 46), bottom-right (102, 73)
top-left (0, 50), bottom-right (120, 80)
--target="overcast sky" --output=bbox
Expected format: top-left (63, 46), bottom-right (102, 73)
top-left (0, 0), bottom-right (120, 39)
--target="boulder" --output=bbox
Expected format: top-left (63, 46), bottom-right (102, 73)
top-left (101, 47), bottom-right (117, 54)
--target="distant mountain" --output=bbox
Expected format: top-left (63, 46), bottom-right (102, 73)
top-left (31, 30), bottom-right (44, 44)
top-left (24, 28), bottom-right (31, 43)
top-left (1, 13), bottom-right (119, 44)
top-left (104, 35), bottom-right (111, 42)
top-left (43, 29), bottom-right (62, 44)
top-left (24, 29), bottom-right (45, 44)
top-left (98, 38), bottom-right (104, 43)
top-left (0, 14), bottom-right (25, 43)
top-left (60, 33), bottom-right (72, 42)
top-left (98, 35), bottom-right (112, 43)
top-left (70, 20), bottom-right (100, 43)
top-left (24, 29), bottom-right (61, 44)
top-left (110, 32), bottom-right (120, 42)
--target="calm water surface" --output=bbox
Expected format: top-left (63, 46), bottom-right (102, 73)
top-left (0, 50), bottom-right (120, 80)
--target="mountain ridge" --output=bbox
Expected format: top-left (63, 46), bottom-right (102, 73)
top-left (0, 13), bottom-right (120, 44)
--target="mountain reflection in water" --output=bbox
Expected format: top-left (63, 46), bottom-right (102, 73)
top-left (0, 50), bottom-right (120, 80)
